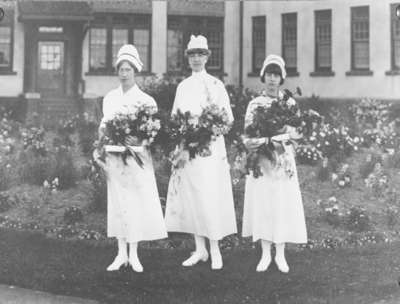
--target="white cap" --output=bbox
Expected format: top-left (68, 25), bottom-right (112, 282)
top-left (260, 54), bottom-right (287, 79)
top-left (185, 35), bottom-right (211, 55)
top-left (115, 44), bottom-right (143, 72)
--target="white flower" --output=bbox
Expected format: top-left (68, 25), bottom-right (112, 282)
top-left (331, 173), bottom-right (338, 182)
top-left (43, 180), bottom-right (50, 188)
top-left (328, 196), bottom-right (337, 203)
top-left (338, 180), bottom-right (345, 187)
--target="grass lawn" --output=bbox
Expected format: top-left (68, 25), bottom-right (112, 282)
top-left (0, 229), bottom-right (399, 304)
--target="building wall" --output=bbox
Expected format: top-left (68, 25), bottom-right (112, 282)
top-left (242, 0), bottom-right (400, 100)
top-left (224, 1), bottom-right (240, 85)
top-left (0, 0), bottom-right (24, 97)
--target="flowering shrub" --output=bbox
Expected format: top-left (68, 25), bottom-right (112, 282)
top-left (0, 192), bottom-right (15, 213)
top-left (51, 148), bottom-right (78, 190)
top-left (296, 144), bottom-right (323, 165)
top-left (345, 206), bottom-right (370, 232)
top-left (317, 196), bottom-right (341, 227)
top-left (17, 150), bottom-right (54, 186)
top-left (87, 159), bottom-right (107, 212)
top-left (364, 162), bottom-right (389, 196)
top-left (385, 205), bottom-right (400, 228)
top-left (63, 206), bottom-right (84, 225)
top-left (21, 127), bottom-right (47, 156)
top-left (359, 153), bottom-right (383, 178)
top-left (302, 124), bottom-right (361, 159)
top-left (43, 178), bottom-right (59, 193)
top-left (331, 163), bottom-right (352, 188)
top-left (350, 98), bottom-right (390, 130)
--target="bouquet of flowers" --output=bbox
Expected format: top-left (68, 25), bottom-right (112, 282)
top-left (100, 104), bottom-right (161, 167)
top-left (244, 88), bottom-right (304, 178)
top-left (165, 104), bottom-right (231, 169)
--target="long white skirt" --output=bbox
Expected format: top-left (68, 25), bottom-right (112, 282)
top-left (105, 148), bottom-right (167, 243)
top-left (165, 137), bottom-right (237, 240)
top-left (242, 146), bottom-right (307, 243)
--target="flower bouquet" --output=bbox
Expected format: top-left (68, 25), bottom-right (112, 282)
top-left (100, 104), bottom-right (161, 167)
top-left (165, 104), bottom-right (232, 169)
top-left (244, 88), bottom-right (304, 178)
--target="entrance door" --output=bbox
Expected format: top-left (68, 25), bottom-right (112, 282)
top-left (37, 41), bottom-right (65, 97)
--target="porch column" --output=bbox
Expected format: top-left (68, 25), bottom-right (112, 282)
top-left (151, 1), bottom-right (167, 75)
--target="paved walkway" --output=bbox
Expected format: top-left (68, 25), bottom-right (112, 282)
top-left (0, 285), bottom-right (99, 304)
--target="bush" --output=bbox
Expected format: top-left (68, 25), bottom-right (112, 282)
top-left (87, 160), bottom-right (107, 212)
top-left (345, 206), bottom-right (371, 232)
top-left (0, 192), bottom-right (14, 213)
top-left (17, 150), bottom-right (54, 186)
top-left (51, 148), bottom-right (78, 190)
top-left (76, 114), bottom-right (98, 156)
top-left (63, 206), bottom-right (84, 225)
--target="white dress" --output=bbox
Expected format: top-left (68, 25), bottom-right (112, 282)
top-left (164, 70), bottom-right (237, 240)
top-left (242, 95), bottom-right (307, 243)
top-left (100, 85), bottom-right (167, 243)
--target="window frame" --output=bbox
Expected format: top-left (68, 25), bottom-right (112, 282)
top-left (350, 6), bottom-right (370, 71)
top-left (390, 3), bottom-right (400, 71)
top-left (252, 15), bottom-right (266, 74)
top-left (314, 9), bottom-right (332, 73)
top-left (281, 12), bottom-right (298, 76)
top-left (0, 8), bottom-right (14, 73)
top-left (88, 13), bottom-right (151, 74)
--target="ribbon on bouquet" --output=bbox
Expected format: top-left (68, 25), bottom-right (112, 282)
top-left (105, 145), bottom-right (145, 168)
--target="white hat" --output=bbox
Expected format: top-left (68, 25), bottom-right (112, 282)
top-left (185, 35), bottom-right (211, 55)
top-left (115, 44), bottom-right (143, 72)
top-left (260, 54), bottom-right (287, 79)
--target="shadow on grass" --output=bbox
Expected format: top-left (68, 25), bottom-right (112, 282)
top-left (0, 229), bottom-right (399, 304)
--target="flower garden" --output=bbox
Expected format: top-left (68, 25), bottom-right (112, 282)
top-left (0, 76), bottom-right (400, 252)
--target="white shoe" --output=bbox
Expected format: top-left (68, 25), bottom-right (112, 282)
top-left (129, 255), bottom-right (143, 273)
top-left (182, 251), bottom-right (209, 267)
top-left (275, 256), bottom-right (289, 273)
top-left (256, 255), bottom-right (271, 272)
top-left (106, 254), bottom-right (128, 271)
top-left (210, 251), bottom-right (223, 270)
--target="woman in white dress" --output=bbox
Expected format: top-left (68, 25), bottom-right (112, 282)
top-left (165, 35), bottom-right (237, 270)
top-left (242, 55), bottom-right (307, 273)
top-left (94, 44), bottom-right (167, 272)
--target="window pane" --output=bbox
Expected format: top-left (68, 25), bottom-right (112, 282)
top-left (252, 16), bottom-right (266, 71)
top-left (133, 29), bottom-right (149, 71)
top-left (167, 29), bottom-right (183, 71)
top-left (207, 30), bottom-right (222, 69)
top-left (89, 28), bottom-right (106, 70)
top-left (315, 10), bottom-right (331, 70)
top-left (112, 29), bottom-right (128, 64)
top-left (392, 4), bottom-right (400, 69)
top-left (282, 13), bottom-right (297, 71)
top-left (354, 41), bottom-right (369, 69)
top-left (351, 6), bottom-right (369, 69)
top-left (0, 27), bottom-right (11, 67)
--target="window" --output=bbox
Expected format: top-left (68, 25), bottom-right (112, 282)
top-left (88, 14), bottom-right (151, 73)
top-left (351, 6), bottom-right (370, 70)
top-left (282, 13), bottom-right (297, 75)
top-left (252, 16), bottom-right (266, 73)
top-left (391, 3), bottom-right (400, 71)
top-left (314, 10), bottom-right (332, 72)
top-left (0, 9), bottom-right (14, 72)
top-left (167, 16), bottom-right (224, 74)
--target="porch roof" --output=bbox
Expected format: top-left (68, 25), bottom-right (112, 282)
top-left (18, 1), bottom-right (93, 22)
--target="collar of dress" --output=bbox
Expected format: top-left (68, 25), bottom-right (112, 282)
top-left (118, 84), bottom-right (139, 96)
